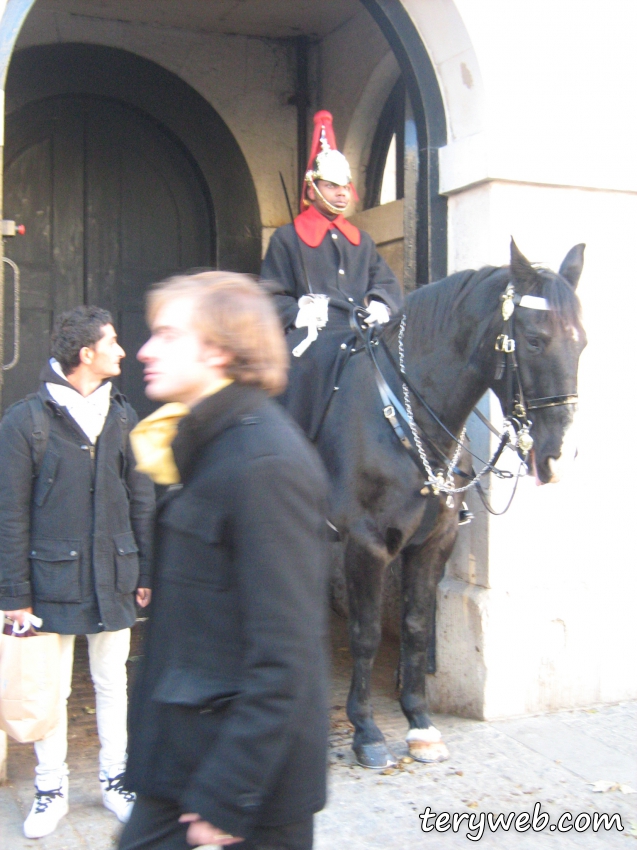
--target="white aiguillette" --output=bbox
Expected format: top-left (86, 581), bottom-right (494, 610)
top-left (292, 294), bottom-right (330, 357)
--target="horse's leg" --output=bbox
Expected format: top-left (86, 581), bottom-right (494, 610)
top-left (399, 514), bottom-right (458, 763)
top-left (344, 535), bottom-right (395, 768)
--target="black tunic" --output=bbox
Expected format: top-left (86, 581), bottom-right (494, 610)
top-left (261, 220), bottom-right (404, 439)
top-left (262, 222), bottom-right (403, 330)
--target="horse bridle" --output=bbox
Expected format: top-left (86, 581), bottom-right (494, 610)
top-left (356, 281), bottom-right (578, 505)
top-left (351, 308), bottom-right (510, 505)
top-left (495, 283), bottom-right (578, 454)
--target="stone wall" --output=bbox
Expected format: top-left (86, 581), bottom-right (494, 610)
top-left (428, 180), bottom-right (637, 718)
top-left (405, 0), bottom-right (637, 718)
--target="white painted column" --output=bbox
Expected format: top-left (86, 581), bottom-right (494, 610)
top-left (402, 0), bottom-right (637, 718)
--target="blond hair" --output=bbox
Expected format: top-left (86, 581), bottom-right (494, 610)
top-left (147, 271), bottom-right (288, 395)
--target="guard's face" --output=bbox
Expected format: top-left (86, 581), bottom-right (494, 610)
top-left (309, 180), bottom-right (351, 216)
top-left (137, 295), bottom-right (228, 406)
top-left (85, 324), bottom-right (125, 379)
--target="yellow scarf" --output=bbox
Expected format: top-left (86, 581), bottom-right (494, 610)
top-left (130, 379), bottom-right (232, 484)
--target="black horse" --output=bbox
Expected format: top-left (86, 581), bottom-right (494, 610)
top-left (313, 240), bottom-right (586, 768)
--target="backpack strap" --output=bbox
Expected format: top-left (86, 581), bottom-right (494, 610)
top-left (111, 395), bottom-right (132, 477)
top-left (22, 391), bottom-right (131, 480)
top-left (26, 395), bottom-right (50, 478)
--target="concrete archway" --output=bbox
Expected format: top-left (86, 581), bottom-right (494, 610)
top-left (6, 43), bottom-right (262, 274)
top-left (0, 1), bottom-right (488, 320)
top-left (360, 0), bottom-right (447, 282)
top-left (359, 0), bottom-right (485, 282)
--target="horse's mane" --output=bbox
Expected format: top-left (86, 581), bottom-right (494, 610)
top-left (398, 262), bottom-right (582, 335)
top-left (395, 266), bottom-right (503, 339)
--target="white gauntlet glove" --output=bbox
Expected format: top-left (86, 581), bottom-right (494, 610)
top-left (292, 295), bottom-right (330, 357)
top-left (364, 299), bottom-right (390, 327)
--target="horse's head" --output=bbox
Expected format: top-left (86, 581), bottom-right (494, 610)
top-left (497, 240), bottom-right (587, 484)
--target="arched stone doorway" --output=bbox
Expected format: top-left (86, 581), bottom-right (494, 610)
top-left (0, 3), bottom-right (458, 408)
top-left (360, 0), bottom-right (448, 283)
top-left (2, 42), bottom-right (262, 413)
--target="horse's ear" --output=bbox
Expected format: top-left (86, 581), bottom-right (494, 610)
top-left (558, 244), bottom-right (585, 290)
top-left (509, 238), bottom-right (537, 291)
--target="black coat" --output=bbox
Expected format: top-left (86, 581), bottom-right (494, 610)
top-left (261, 222), bottom-right (404, 441)
top-left (261, 222), bottom-right (403, 330)
top-left (125, 383), bottom-right (330, 839)
top-left (0, 363), bottom-right (155, 634)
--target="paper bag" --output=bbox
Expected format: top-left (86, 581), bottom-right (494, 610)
top-left (0, 624), bottom-right (61, 743)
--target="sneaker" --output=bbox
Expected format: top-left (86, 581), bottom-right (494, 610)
top-left (23, 776), bottom-right (69, 838)
top-left (99, 770), bottom-right (135, 823)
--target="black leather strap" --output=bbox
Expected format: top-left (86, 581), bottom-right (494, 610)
top-left (526, 394), bottom-right (578, 410)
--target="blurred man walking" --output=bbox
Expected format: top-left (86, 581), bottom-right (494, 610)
top-left (121, 272), bottom-right (330, 850)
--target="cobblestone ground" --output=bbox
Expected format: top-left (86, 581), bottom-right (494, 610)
top-left (1, 616), bottom-right (635, 850)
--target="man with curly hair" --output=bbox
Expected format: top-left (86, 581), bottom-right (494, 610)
top-left (0, 306), bottom-right (155, 838)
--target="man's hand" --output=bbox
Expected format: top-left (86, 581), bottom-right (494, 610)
top-left (3, 607), bottom-right (33, 627)
top-left (364, 300), bottom-right (390, 327)
top-left (136, 588), bottom-right (152, 608)
top-left (178, 813), bottom-right (243, 846)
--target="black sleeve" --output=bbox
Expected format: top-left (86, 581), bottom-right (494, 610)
top-left (180, 451), bottom-right (329, 837)
top-left (362, 234), bottom-right (404, 316)
top-left (0, 405), bottom-right (35, 610)
top-left (124, 405), bottom-right (156, 589)
top-left (260, 228), bottom-right (303, 331)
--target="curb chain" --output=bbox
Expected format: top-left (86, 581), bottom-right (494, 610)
top-left (398, 314), bottom-right (495, 506)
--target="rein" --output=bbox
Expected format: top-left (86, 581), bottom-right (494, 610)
top-left (526, 395), bottom-right (579, 411)
top-left (352, 308), bottom-right (512, 508)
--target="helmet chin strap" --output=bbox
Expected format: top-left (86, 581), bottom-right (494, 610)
top-left (308, 178), bottom-right (347, 217)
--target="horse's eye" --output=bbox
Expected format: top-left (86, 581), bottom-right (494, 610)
top-left (526, 337), bottom-right (541, 353)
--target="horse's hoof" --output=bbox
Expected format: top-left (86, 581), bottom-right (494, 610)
top-left (408, 740), bottom-right (450, 763)
top-left (353, 742), bottom-right (398, 769)
top-left (406, 727), bottom-right (450, 763)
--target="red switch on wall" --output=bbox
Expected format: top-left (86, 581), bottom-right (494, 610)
top-left (1, 221), bottom-right (26, 236)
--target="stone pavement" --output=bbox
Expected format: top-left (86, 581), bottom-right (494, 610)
top-left (1, 615), bottom-right (635, 850)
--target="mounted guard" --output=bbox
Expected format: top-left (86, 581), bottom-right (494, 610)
top-left (261, 110), bottom-right (403, 439)
top-left (263, 111), bottom-right (588, 774)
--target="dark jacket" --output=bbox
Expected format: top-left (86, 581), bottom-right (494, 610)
top-left (125, 383), bottom-right (330, 839)
top-left (261, 221), bottom-right (403, 330)
top-left (261, 223), bottom-right (403, 442)
top-left (0, 362), bottom-right (155, 634)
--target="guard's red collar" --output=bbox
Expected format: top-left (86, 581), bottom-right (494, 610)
top-left (294, 205), bottom-right (360, 248)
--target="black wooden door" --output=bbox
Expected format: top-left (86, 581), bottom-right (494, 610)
top-left (3, 95), bottom-right (213, 415)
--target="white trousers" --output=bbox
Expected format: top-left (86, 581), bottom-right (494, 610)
top-left (34, 629), bottom-right (131, 786)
